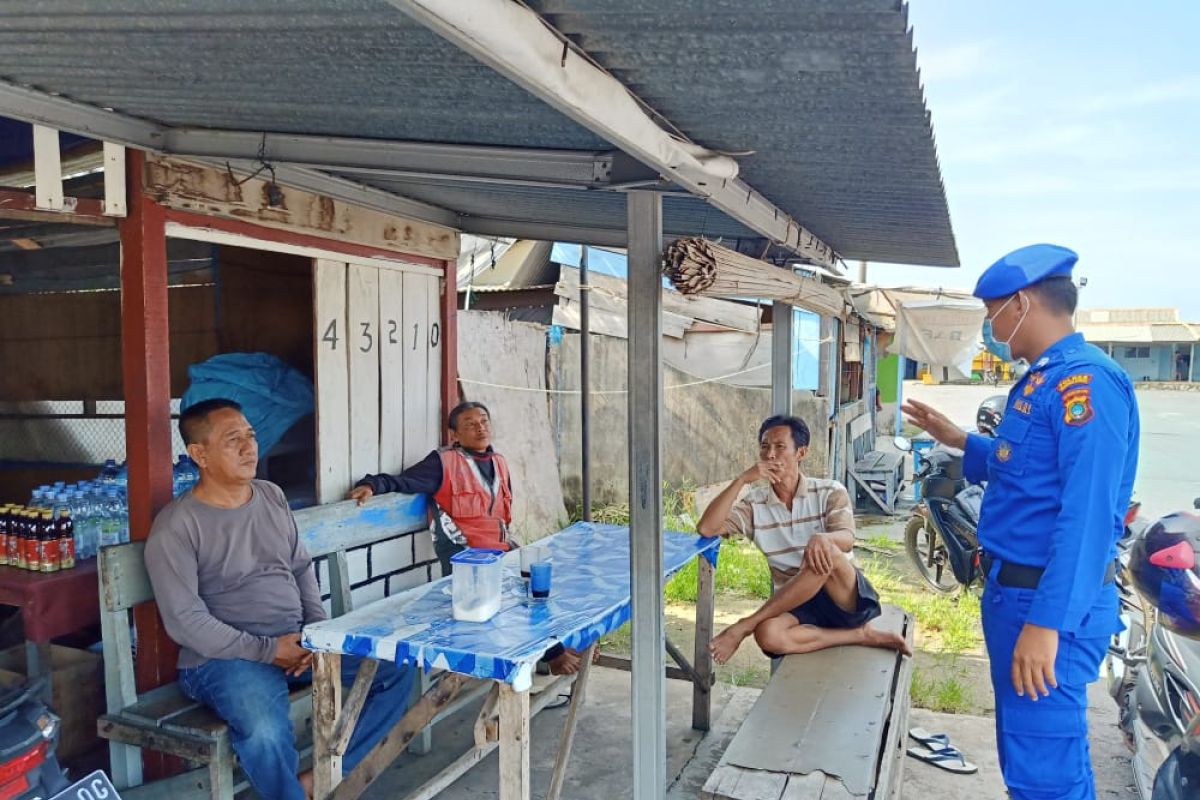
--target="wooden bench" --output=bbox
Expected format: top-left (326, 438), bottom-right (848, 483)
top-left (96, 493), bottom-right (476, 800)
top-left (703, 605), bottom-right (914, 800)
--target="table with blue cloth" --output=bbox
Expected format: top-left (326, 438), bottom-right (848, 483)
top-left (302, 522), bottom-right (720, 800)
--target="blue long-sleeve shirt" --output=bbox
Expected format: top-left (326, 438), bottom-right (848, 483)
top-left (963, 332), bottom-right (1139, 634)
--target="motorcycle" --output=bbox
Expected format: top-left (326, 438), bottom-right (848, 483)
top-left (0, 677), bottom-right (69, 800)
top-left (1105, 507), bottom-right (1200, 799)
top-left (895, 395), bottom-right (1006, 593)
top-left (896, 437), bottom-right (984, 592)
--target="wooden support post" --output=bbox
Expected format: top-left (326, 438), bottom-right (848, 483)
top-left (331, 659), bottom-right (379, 757)
top-left (331, 672), bottom-right (473, 800)
top-left (693, 557), bottom-right (715, 731)
top-left (313, 652), bottom-right (343, 800)
top-left (473, 685), bottom-right (501, 748)
top-left (547, 644), bottom-right (595, 800)
top-left (120, 151), bottom-right (178, 783)
top-left (497, 685), bottom-right (530, 800)
top-left (440, 262), bottom-right (459, 439)
top-left (32, 125), bottom-right (63, 211)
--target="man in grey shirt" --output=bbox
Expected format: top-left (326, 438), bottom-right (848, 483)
top-left (146, 398), bottom-right (414, 800)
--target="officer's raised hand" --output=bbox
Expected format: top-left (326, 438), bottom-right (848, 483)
top-left (1012, 623), bottom-right (1058, 701)
top-left (900, 399), bottom-right (967, 450)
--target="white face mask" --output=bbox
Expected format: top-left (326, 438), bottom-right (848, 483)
top-left (982, 293), bottom-right (1029, 362)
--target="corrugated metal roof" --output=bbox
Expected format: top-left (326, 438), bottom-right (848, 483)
top-left (1079, 323), bottom-right (1199, 344)
top-left (0, 0), bottom-right (956, 267)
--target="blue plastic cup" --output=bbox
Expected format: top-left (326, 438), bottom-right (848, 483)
top-left (529, 561), bottom-right (552, 600)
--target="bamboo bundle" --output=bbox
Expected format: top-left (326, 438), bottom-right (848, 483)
top-left (662, 237), bottom-right (845, 317)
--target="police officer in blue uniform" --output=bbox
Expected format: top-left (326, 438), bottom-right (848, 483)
top-left (903, 244), bottom-right (1139, 799)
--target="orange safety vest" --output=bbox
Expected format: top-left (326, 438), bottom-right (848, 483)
top-left (432, 447), bottom-right (513, 551)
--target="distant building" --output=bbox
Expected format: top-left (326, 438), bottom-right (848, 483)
top-left (1078, 308), bottom-right (1198, 382)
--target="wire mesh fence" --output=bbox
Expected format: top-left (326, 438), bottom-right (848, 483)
top-left (0, 399), bottom-right (185, 464)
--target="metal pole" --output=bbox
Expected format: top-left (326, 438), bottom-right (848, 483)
top-left (894, 355), bottom-right (906, 438)
top-left (580, 245), bottom-right (592, 521)
top-left (772, 301), bottom-right (793, 415)
top-left (1191, 343), bottom-right (1197, 383)
top-left (627, 191), bottom-right (665, 800)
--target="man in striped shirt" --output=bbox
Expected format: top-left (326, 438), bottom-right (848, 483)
top-left (699, 415), bottom-right (910, 663)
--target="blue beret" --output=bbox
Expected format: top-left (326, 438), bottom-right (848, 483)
top-left (973, 244), bottom-right (1078, 300)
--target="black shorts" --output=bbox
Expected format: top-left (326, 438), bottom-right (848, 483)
top-left (762, 568), bottom-right (882, 657)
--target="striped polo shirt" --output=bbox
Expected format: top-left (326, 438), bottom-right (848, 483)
top-left (721, 474), bottom-right (856, 591)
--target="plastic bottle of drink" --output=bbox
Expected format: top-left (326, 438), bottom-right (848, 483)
top-left (97, 491), bottom-right (117, 550)
top-left (117, 491), bottom-right (130, 544)
top-left (55, 496), bottom-right (75, 570)
top-left (38, 510), bottom-right (58, 573)
top-left (7, 508), bottom-right (23, 568)
top-left (0, 505), bottom-right (10, 567)
top-left (114, 462), bottom-right (129, 498)
top-left (98, 459), bottom-right (118, 486)
top-left (76, 487), bottom-right (96, 560)
top-left (28, 489), bottom-right (44, 512)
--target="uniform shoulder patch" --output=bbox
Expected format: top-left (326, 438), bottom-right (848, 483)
top-left (1056, 373), bottom-right (1092, 392)
top-left (1061, 386), bottom-right (1094, 426)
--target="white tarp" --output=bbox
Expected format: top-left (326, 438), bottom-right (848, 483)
top-left (892, 300), bottom-right (985, 379)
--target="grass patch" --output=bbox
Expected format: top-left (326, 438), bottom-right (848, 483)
top-left (860, 533), bottom-right (899, 553)
top-left (666, 537), bottom-right (772, 602)
top-left (581, 485), bottom-right (772, 602)
top-left (911, 664), bottom-right (975, 714)
top-left (859, 554), bottom-right (982, 654)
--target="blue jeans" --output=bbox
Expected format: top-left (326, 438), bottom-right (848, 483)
top-left (179, 657), bottom-right (415, 800)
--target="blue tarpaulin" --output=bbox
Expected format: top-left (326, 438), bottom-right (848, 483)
top-left (181, 353), bottom-right (314, 454)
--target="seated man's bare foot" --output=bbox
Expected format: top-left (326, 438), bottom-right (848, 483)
top-left (862, 625), bottom-right (912, 656)
top-left (299, 770), bottom-right (314, 800)
top-left (548, 648), bottom-right (582, 675)
top-left (709, 621), bottom-right (753, 665)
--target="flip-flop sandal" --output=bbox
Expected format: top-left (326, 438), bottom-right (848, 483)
top-left (908, 727), bottom-right (951, 750)
top-left (906, 744), bottom-right (978, 774)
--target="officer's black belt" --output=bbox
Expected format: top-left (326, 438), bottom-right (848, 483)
top-left (980, 553), bottom-right (1117, 590)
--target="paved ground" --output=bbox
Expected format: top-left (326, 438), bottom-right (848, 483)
top-left (361, 664), bottom-right (1136, 799)
top-left (901, 381), bottom-right (1200, 520)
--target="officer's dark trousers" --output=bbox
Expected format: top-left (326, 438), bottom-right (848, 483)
top-left (982, 570), bottom-right (1110, 800)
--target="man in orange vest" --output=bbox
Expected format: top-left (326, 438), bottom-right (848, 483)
top-left (349, 401), bottom-right (582, 674)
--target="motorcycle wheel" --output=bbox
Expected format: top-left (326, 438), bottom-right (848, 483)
top-left (905, 515), bottom-right (960, 594)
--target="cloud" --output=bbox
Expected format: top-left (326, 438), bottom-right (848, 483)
top-left (948, 122), bottom-right (1113, 164)
top-left (916, 41), bottom-right (994, 84)
top-left (1078, 76), bottom-right (1200, 114)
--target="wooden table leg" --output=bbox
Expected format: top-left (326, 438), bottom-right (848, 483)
top-left (692, 556), bottom-right (715, 731)
top-left (546, 644), bottom-right (594, 800)
top-left (497, 683), bottom-right (530, 800)
top-left (313, 652), bottom-right (343, 800)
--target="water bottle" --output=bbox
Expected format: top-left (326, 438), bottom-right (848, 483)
top-left (115, 462), bottom-right (128, 492)
top-left (98, 459), bottom-right (119, 486)
top-left (28, 489), bottom-right (44, 511)
top-left (80, 487), bottom-right (100, 559)
top-left (69, 490), bottom-right (90, 561)
top-left (98, 491), bottom-right (119, 549)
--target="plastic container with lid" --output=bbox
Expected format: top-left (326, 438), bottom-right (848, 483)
top-left (450, 548), bottom-right (505, 622)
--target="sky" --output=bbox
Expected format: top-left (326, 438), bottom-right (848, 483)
top-left (878, 1), bottom-right (1200, 319)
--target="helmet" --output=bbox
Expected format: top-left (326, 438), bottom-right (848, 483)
top-left (976, 395), bottom-right (1006, 437)
top-left (1128, 512), bottom-right (1200, 639)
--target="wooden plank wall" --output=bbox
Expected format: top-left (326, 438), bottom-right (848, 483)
top-left (312, 261), bottom-right (442, 506)
top-left (0, 285), bottom-right (216, 401)
top-left (215, 246), bottom-right (315, 378)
